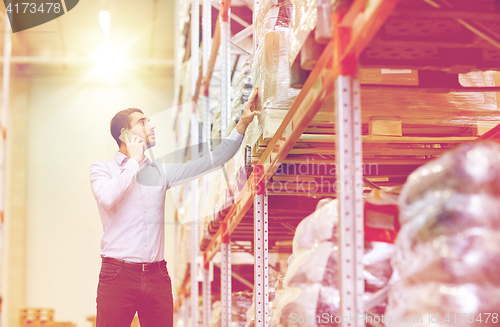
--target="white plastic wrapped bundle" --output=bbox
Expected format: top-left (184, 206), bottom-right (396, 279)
top-left (209, 293), bottom-right (253, 327)
top-left (399, 142), bottom-right (500, 224)
top-left (228, 58), bottom-right (254, 135)
top-left (232, 59), bottom-right (253, 118)
top-left (289, 0), bottom-right (317, 66)
top-left (289, 0), bottom-right (352, 67)
top-left (394, 193), bottom-right (500, 283)
top-left (276, 284), bottom-right (322, 327)
top-left (292, 198), bottom-right (337, 254)
top-left (268, 273), bottom-right (287, 326)
top-left (274, 284), bottom-right (341, 327)
top-left (253, 0), bottom-right (299, 112)
top-left (272, 198), bottom-right (393, 327)
top-left (208, 301), bottom-right (222, 327)
top-left (285, 242), bottom-right (338, 286)
top-left (387, 282), bottom-right (500, 327)
top-left (246, 272), bottom-right (283, 327)
top-left (386, 142), bottom-right (500, 326)
top-left (282, 241), bottom-right (392, 311)
top-left (211, 100), bottom-right (222, 145)
top-left (233, 292), bottom-right (253, 327)
top-left (363, 242), bottom-right (394, 292)
top-left (316, 286), bottom-right (340, 326)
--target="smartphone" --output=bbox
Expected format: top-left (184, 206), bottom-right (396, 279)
top-left (119, 129), bottom-right (132, 143)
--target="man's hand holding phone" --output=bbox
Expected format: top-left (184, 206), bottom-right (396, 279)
top-left (122, 130), bottom-right (146, 164)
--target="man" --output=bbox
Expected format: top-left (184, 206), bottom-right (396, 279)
top-left (90, 89), bottom-right (259, 327)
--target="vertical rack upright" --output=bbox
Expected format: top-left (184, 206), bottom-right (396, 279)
top-left (219, 1), bottom-right (232, 326)
top-left (190, 0), bottom-right (200, 326)
top-left (201, 0), bottom-right (212, 326)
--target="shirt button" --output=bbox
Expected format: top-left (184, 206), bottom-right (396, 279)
top-left (144, 210), bottom-right (147, 213)
top-left (143, 194), bottom-right (146, 197)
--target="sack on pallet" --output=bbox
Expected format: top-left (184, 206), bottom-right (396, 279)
top-left (272, 195), bottom-right (396, 326)
top-left (395, 193), bottom-right (500, 284)
top-left (285, 241), bottom-right (337, 286)
top-left (289, 0), bottom-right (317, 66)
top-left (209, 292), bottom-right (253, 327)
top-left (285, 240), bottom-right (393, 291)
top-left (316, 286), bottom-right (340, 326)
top-left (211, 100), bottom-right (222, 145)
top-left (275, 284), bottom-right (322, 327)
top-left (387, 282), bottom-right (500, 327)
top-left (292, 198), bottom-right (337, 254)
top-left (232, 58), bottom-right (254, 122)
top-left (363, 241), bottom-right (394, 292)
top-left (233, 292), bottom-right (254, 327)
top-left (228, 57), bottom-right (254, 135)
top-left (254, 0), bottom-right (299, 112)
top-left (245, 272), bottom-right (283, 327)
top-left (399, 142), bottom-right (500, 224)
top-left (289, 0), bottom-right (352, 68)
top-left (386, 142), bottom-right (500, 326)
top-left (208, 301), bottom-right (222, 327)
top-left (273, 284), bottom-right (341, 327)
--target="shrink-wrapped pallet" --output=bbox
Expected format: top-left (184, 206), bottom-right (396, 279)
top-left (292, 198), bottom-right (337, 254)
top-left (211, 101), bottom-right (222, 146)
top-left (204, 58), bottom-right (254, 223)
top-left (360, 70), bottom-right (500, 127)
top-left (272, 199), bottom-right (394, 327)
top-left (289, 0), bottom-right (317, 66)
top-left (254, 0), bottom-right (299, 112)
top-left (363, 242), bottom-right (394, 292)
top-left (209, 292), bottom-right (253, 327)
top-left (289, 0), bottom-right (351, 67)
top-left (228, 58), bottom-right (254, 134)
top-left (386, 142), bottom-right (500, 327)
top-left (245, 272), bottom-right (282, 327)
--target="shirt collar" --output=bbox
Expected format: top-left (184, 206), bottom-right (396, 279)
top-left (114, 151), bottom-right (128, 165)
top-left (114, 151), bottom-right (151, 166)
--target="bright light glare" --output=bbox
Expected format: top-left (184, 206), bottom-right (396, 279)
top-left (99, 11), bottom-right (110, 31)
top-left (94, 41), bottom-right (126, 79)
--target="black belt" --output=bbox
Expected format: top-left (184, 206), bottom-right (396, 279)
top-left (102, 257), bottom-right (164, 272)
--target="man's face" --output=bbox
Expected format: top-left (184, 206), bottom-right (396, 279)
top-left (127, 112), bottom-right (156, 148)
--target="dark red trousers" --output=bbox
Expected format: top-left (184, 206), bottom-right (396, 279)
top-left (96, 258), bottom-right (174, 327)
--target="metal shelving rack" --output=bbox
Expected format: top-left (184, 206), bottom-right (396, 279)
top-left (174, 0), bottom-right (500, 326)
top-left (175, 1), bottom-right (400, 327)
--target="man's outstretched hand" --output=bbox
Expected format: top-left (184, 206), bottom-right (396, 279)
top-left (236, 87), bottom-right (260, 135)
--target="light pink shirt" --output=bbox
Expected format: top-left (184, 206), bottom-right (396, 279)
top-left (90, 128), bottom-right (243, 263)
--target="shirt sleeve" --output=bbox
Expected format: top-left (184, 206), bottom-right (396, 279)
top-left (90, 159), bottom-right (139, 209)
top-left (162, 128), bottom-right (244, 188)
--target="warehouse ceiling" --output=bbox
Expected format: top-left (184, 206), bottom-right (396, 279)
top-left (0, 0), bottom-right (176, 73)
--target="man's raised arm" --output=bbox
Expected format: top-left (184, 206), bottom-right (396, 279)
top-left (161, 88), bottom-right (259, 188)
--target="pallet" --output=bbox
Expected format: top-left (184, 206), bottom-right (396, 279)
top-left (360, 0), bottom-right (500, 72)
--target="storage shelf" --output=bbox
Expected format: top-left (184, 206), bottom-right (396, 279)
top-left (202, 0), bottom-right (402, 266)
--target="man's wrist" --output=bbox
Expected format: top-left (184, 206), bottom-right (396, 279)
top-left (235, 120), bottom-right (248, 134)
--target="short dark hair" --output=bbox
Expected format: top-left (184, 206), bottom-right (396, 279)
top-left (110, 108), bottom-right (144, 146)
